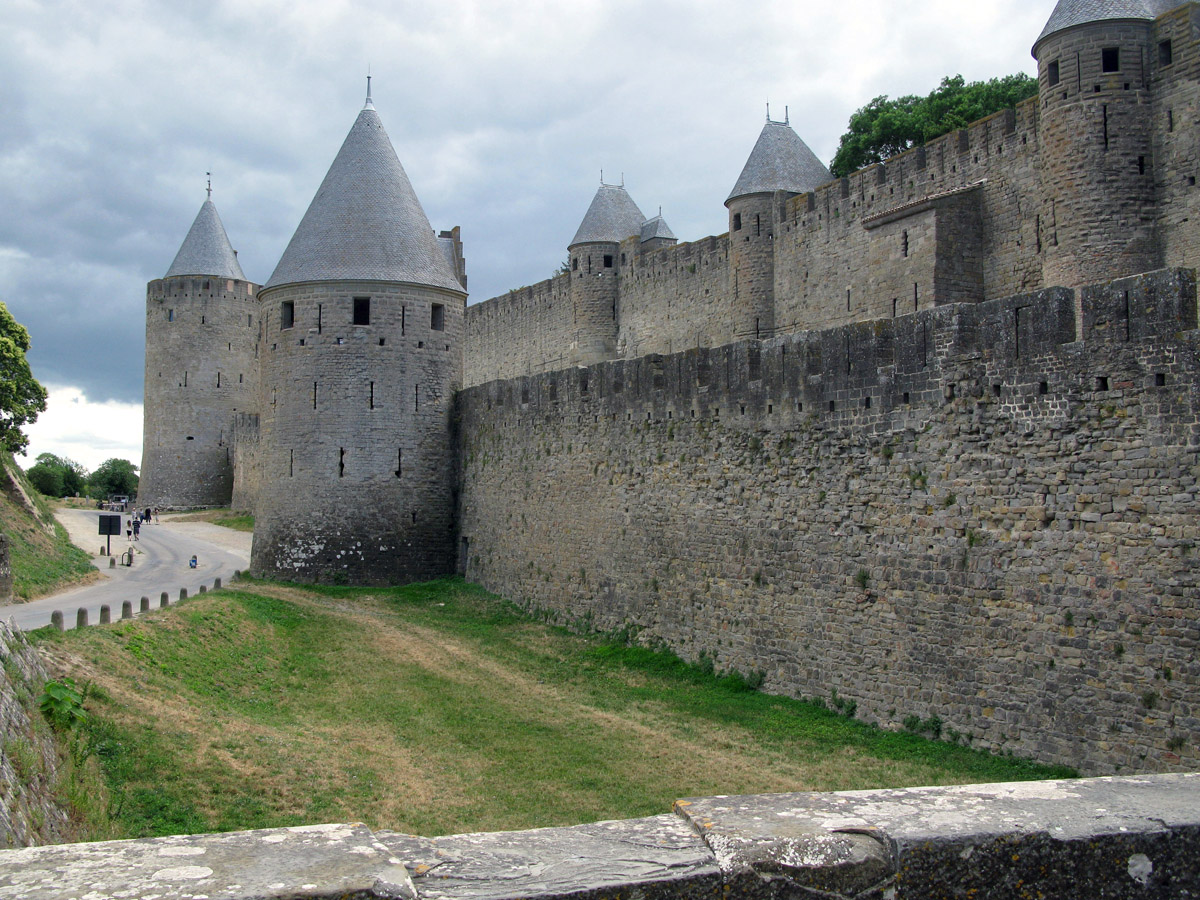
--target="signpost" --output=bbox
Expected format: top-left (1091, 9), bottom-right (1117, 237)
top-left (98, 513), bottom-right (122, 557)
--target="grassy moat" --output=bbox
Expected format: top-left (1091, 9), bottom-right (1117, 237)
top-left (32, 577), bottom-right (1074, 841)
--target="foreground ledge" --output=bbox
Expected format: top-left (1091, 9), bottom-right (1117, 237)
top-left (1, 775), bottom-right (1198, 899)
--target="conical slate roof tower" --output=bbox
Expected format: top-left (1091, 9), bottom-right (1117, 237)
top-left (266, 93), bottom-right (462, 293)
top-left (569, 183), bottom-right (647, 248)
top-left (165, 198), bottom-right (246, 280)
top-left (727, 118), bottom-right (830, 203)
top-left (140, 189), bottom-right (259, 510)
top-left (252, 85), bottom-right (467, 585)
top-left (1034, 0), bottom-right (1176, 53)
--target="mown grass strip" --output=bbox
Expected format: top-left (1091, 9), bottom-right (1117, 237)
top-left (34, 577), bottom-right (1074, 841)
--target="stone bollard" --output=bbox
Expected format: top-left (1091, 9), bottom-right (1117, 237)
top-left (213, 577), bottom-right (222, 590)
top-left (232, 570), bottom-right (241, 581)
top-left (179, 587), bottom-right (188, 601)
top-left (76, 608), bottom-right (88, 629)
top-left (50, 610), bottom-right (64, 632)
top-left (199, 585), bottom-right (206, 594)
top-left (122, 600), bottom-right (132, 620)
top-left (99, 605), bottom-right (110, 624)
top-left (140, 596), bottom-right (150, 612)
top-left (160, 591), bottom-right (169, 607)
top-left (100, 545), bottom-right (106, 556)
top-left (109, 557), bottom-right (116, 568)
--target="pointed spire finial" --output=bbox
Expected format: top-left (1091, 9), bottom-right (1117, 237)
top-left (766, 101), bottom-right (771, 123)
top-left (785, 105), bottom-right (790, 126)
top-left (206, 172), bottom-right (212, 200)
top-left (600, 169), bottom-right (604, 185)
top-left (365, 65), bottom-right (375, 109)
top-left (621, 172), bottom-right (625, 187)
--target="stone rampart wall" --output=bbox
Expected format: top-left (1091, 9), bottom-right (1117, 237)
top-left (458, 268), bottom-right (1200, 776)
top-left (464, 274), bottom-right (575, 386)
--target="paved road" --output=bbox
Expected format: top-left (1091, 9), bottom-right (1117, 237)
top-left (0, 509), bottom-right (252, 631)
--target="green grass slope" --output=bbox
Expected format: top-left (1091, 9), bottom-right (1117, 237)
top-left (0, 453), bottom-right (96, 600)
top-left (32, 577), bottom-right (1074, 841)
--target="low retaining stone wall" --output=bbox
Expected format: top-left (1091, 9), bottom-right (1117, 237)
top-left (1, 775), bottom-right (1197, 899)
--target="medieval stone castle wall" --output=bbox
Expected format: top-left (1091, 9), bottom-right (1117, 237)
top-left (140, 4), bottom-right (1200, 773)
top-left (457, 267), bottom-right (1200, 774)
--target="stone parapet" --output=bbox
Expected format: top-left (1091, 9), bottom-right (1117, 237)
top-left (2, 776), bottom-right (1198, 899)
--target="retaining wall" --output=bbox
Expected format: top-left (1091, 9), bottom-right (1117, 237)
top-left (2, 774), bottom-right (1198, 899)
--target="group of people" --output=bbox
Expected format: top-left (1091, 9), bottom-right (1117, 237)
top-left (126, 507), bottom-right (158, 541)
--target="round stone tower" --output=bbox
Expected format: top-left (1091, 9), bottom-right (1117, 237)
top-left (1034, 0), bottom-right (1170, 288)
top-left (250, 86), bottom-right (467, 584)
top-left (726, 113), bottom-right (830, 340)
top-left (567, 183), bottom-right (645, 365)
top-left (140, 191), bottom-right (259, 508)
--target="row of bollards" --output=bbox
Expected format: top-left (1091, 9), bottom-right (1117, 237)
top-left (47, 571), bottom-right (238, 632)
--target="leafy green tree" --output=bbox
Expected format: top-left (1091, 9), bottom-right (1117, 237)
top-left (88, 458), bottom-right (139, 499)
top-left (26, 452), bottom-right (87, 498)
top-left (0, 301), bottom-right (48, 453)
top-left (830, 74), bottom-right (1038, 178)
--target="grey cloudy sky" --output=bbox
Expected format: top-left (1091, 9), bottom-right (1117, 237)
top-left (1, 0), bottom-right (1056, 471)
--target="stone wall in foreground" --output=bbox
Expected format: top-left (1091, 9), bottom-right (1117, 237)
top-left (458, 268), bottom-right (1200, 776)
top-left (2, 774), bottom-right (1198, 899)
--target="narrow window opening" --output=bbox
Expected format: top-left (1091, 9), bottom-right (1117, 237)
top-left (395, 449), bottom-right (403, 478)
top-left (1138, 155), bottom-right (1146, 175)
top-left (993, 383), bottom-right (1002, 397)
top-left (1155, 373), bottom-right (1166, 387)
top-left (913, 283), bottom-right (919, 311)
top-left (902, 391), bottom-right (910, 405)
top-left (902, 230), bottom-right (909, 257)
top-left (239, 373), bottom-right (243, 383)
top-left (203, 280), bottom-right (209, 291)
top-left (379, 338), bottom-right (385, 346)
top-left (863, 396), bottom-right (872, 409)
top-left (1036, 214), bottom-right (1042, 253)
top-left (1048, 60), bottom-right (1060, 86)
top-left (1102, 47), bottom-right (1120, 73)
top-left (339, 448), bottom-right (345, 478)
top-left (620, 253), bottom-right (626, 265)
top-left (733, 213), bottom-right (742, 231)
top-left (946, 384), bottom-right (956, 401)
top-left (247, 314), bottom-right (252, 326)
top-left (411, 511), bottom-right (418, 525)
top-left (313, 382), bottom-right (317, 409)
top-left (414, 384), bottom-right (420, 411)
top-left (431, 303), bottom-right (445, 331)
top-left (603, 254), bottom-right (613, 268)
top-left (216, 372), bottom-right (221, 388)
top-left (1160, 40), bottom-right (1173, 66)
top-left (317, 303), bottom-right (322, 334)
top-left (353, 296), bottom-right (370, 325)
top-left (846, 288), bottom-right (851, 311)
top-left (168, 309), bottom-right (174, 322)
top-left (1096, 376), bottom-right (1110, 391)
top-left (369, 381), bottom-right (374, 409)
top-left (289, 449), bottom-right (294, 477)
top-left (829, 400), bottom-right (836, 412)
top-left (401, 306), bottom-right (406, 335)
top-left (201, 316), bottom-right (205, 325)
top-left (1039, 381), bottom-right (1049, 396)
top-left (183, 371), bottom-right (188, 387)
top-left (280, 301), bottom-right (294, 329)
top-left (892, 298), bottom-right (898, 318)
top-left (572, 257), bottom-right (578, 271)
top-left (580, 372), bottom-right (589, 394)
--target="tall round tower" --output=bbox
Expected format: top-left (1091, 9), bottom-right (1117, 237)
top-left (140, 191), bottom-right (259, 508)
top-left (567, 183), bottom-right (645, 365)
top-left (1034, 0), bottom-right (1170, 288)
top-left (726, 113), bottom-right (830, 340)
top-left (250, 86), bottom-right (467, 584)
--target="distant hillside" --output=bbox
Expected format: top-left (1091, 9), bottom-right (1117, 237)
top-left (0, 454), bottom-right (96, 601)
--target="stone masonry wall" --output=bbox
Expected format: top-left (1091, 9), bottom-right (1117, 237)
top-left (0, 620), bottom-right (70, 848)
top-left (458, 268), bottom-right (1200, 776)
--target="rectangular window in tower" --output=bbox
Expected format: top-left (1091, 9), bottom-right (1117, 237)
top-left (733, 213), bottom-right (742, 231)
top-left (317, 304), bottom-right (322, 334)
top-left (414, 384), bottom-right (420, 411)
top-left (289, 450), bottom-right (294, 477)
top-left (247, 314), bottom-right (252, 326)
top-left (913, 283), bottom-right (918, 311)
top-left (603, 254), bottom-right (613, 268)
top-left (902, 230), bottom-right (909, 257)
top-left (1048, 60), bottom-right (1060, 86)
top-left (239, 373), bottom-right (243, 383)
top-left (1102, 47), bottom-right (1120, 73)
top-left (353, 296), bottom-right (370, 325)
top-left (339, 448), bottom-right (345, 478)
top-left (893, 298), bottom-right (899, 318)
top-left (395, 449), bottom-right (402, 478)
top-left (280, 301), bottom-right (294, 329)
top-left (1160, 40), bottom-right (1173, 66)
top-left (431, 303), bottom-right (445, 331)
top-left (401, 306), bottom-right (406, 335)
top-left (369, 381), bottom-right (374, 409)
top-left (216, 372), bottom-right (221, 388)
top-left (572, 257), bottom-right (578, 271)
top-left (168, 309), bottom-right (174, 322)
top-left (313, 382), bottom-right (317, 409)
top-left (754, 215), bottom-right (761, 236)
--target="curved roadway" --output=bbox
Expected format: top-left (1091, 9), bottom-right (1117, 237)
top-left (0, 509), bottom-right (252, 631)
